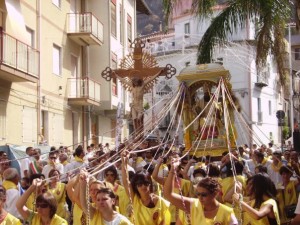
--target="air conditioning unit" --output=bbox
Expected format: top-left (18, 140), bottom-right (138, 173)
top-left (255, 71), bottom-right (269, 88)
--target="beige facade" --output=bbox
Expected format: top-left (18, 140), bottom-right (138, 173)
top-left (0, 0), bottom-right (149, 149)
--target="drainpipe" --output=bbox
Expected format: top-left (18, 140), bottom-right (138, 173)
top-left (246, 16), bottom-right (253, 145)
top-left (37, 0), bottom-right (41, 145)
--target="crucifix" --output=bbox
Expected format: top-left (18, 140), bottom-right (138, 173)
top-left (101, 38), bottom-right (176, 136)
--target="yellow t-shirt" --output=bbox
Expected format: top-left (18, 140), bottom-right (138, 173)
top-left (114, 184), bottom-right (130, 218)
top-left (91, 211), bottom-right (132, 225)
top-left (1, 213), bottom-right (21, 225)
top-left (133, 195), bottom-right (171, 225)
top-left (177, 209), bottom-right (190, 225)
top-left (190, 199), bottom-right (235, 225)
top-left (73, 203), bottom-right (84, 225)
top-left (243, 198), bottom-right (280, 225)
top-left (276, 180), bottom-right (297, 223)
top-left (221, 176), bottom-right (246, 204)
top-left (28, 211), bottom-right (67, 225)
top-left (47, 182), bottom-right (67, 218)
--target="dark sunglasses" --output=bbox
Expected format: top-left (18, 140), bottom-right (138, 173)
top-left (36, 203), bottom-right (49, 208)
top-left (196, 192), bottom-right (210, 198)
top-left (136, 181), bottom-right (150, 187)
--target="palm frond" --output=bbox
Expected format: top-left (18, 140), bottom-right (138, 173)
top-left (191, 0), bottom-right (218, 19)
top-left (197, 2), bottom-right (251, 63)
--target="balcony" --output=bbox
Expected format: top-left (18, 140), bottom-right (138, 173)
top-left (67, 13), bottom-right (104, 46)
top-left (0, 31), bottom-right (39, 82)
top-left (68, 77), bottom-right (101, 106)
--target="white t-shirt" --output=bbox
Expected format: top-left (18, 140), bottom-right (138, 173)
top-left (20, 157), bottom-right (31, 178)
top-left (103, 213), bottom-right (132, 225)
top-left (42, 163), bottom-right (64, 178)
top-left (4, 188), bottom-right (21, 219)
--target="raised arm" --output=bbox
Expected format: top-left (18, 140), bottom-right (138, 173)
top-left (152, 157), bottom-right (166, 185)
top-left (232, 193), bottom-right (273, 219)
top-left (79, 169), bottom-right (96, 218)
top-left (66, 174), bottom-right (81, 206)
top-left (163, 158), bottom-right (193, 213)
top-left (121, 150), bottom-right (135, 200)
top-left (16, 178), bottom-right (43, 220)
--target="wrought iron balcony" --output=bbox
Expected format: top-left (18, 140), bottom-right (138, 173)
top-left (0, 30), bottom-right (39, 82)
top-left (68, 77), bottom-right (101, 106)
top-left (67, 12), bottom-right (104, 46)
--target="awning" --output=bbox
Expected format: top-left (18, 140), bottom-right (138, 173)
top-left (5, 0), bottom-right (30, 45)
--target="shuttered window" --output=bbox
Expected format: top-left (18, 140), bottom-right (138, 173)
top-left (53, 44), bottom-right (61, 76)
top-left (52, 113), bottom-right (63, 145)
top-left (22, 106), bottom-right (37, 143)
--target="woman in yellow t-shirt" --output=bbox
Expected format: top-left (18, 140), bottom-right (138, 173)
top-left (79, 170), bottom-right (132, 225)
top-left (164, 159), bottom-right (237, 225)
top-left (121, 151), bottom-right (171, 225)
top-left (47, 169), bottom-right (68, 218)
top-left (232, 174), bottom-right (280, 225)
top-left (0, 185), bottom-right (21, 225)
top-left (16, 178), bottom-right (67, 225)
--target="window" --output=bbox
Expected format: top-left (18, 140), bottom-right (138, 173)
top-left (127, 14), bottom-right (132, 44)
top-left (22, 106), bottom-right (37, 143)
top-left (257, 98), bottom-right (261, 111)
top-left (41, 110), bottom-right (49, 144)
top-left (111, 0), bottom-right (117, 37)
top-left (53, 44), bottom-right (61, 75)
top-left (52, 0), bottom-right (61, 8)
top-left (26, 27), bottom-right (35, 48)
top-left (0, 101), bottom-right (6, 140)
top-left (111, 52), bottom-right (118, 96)
top-left (52, 113), bottom-right (63, 144)
top-left (184, 23), bottom-right (190, 35)
top-left (120, 4), bottom-right (124, 44)
top-left (268, 100), bottom-right (271, 115)
top-left (295, 48), bottom-right (300, 60)
top-left (70, 55), bottom-right (78, 77)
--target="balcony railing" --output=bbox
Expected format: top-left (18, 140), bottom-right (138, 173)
top-left (68, 77), bottom-right (101, 104)
top-left (67, 12), bottom-right (104, 45)
top-left (0, 30), bottom-right (39, 78)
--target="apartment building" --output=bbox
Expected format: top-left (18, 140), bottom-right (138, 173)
top-left (0, 0), bottom-right (150, 148)
top-left (143, 1), bottom-right (285, 146)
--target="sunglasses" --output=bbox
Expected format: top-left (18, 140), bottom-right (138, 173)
top-left (136, 182), bottom-right (150, 187)
top-left (36, 203), bottom-right (49, 208)
top-left (196, 192), bottom-right (210, 198)
top-left (50, 157), bottom-right (57, 160)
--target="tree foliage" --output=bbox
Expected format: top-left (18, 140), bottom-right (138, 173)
top-left (163, 0), bottom-right (292, 85)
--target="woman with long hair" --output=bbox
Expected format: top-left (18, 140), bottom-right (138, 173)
top-left (47, 169), bottom-right (68, 218)
top-left (121, 151), bottom-right (171, 225)
top-left (164, 158), bottom-right (237, 225)
top-left (232, 173), bottom-right (280, 225)
top-left (79, 169), bottom-right (132, 225)
top-left (16, 178), bottom-right (67, 224)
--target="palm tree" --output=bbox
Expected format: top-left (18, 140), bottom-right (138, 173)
top-left (163, 0), bottom-right (291, 85)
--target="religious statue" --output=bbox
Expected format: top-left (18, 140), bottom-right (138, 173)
top-left (101, 38), bottom-right (176, 136)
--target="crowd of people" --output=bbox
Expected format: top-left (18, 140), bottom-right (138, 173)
top-left (0, 141), bottom-right (300, 224)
